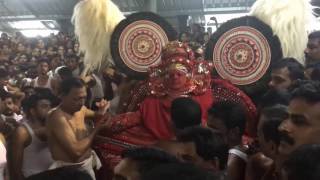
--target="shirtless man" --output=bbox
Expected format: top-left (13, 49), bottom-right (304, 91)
top-left (46, 77), bottom-right (109, 180)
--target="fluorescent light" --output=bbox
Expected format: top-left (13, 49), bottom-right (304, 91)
top-left (9, 20), bottom-right (46, 29)
top-left (20, 30), bottom-right (59, 37)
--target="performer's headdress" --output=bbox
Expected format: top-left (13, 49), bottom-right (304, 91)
top-left (72, 0), bottom-right (125, 74)
top-left (148, 41), bottom-right (212, 97)
top-left (205, 0), bottom-right (316, 96)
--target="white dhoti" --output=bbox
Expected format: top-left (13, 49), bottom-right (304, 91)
top-left (49, 151), bottom-right (101, 180)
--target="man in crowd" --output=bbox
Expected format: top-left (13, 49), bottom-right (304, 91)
top-left (268, 58), bottom-right (304, 91)
top-left (31, 59), bottom-right (52, 89)
top-left (278, 80), bottom-right (320, 156)
top-left (281, 144), bottom-right (320, 180)
top-left (113, 147), bottom-right (179, 180)
top-left (305, 31), bottom-right (320, 66)
top-left (46, 78), bottom-right (109, 180)
top-left (7, 89), bottom-right (55, 180)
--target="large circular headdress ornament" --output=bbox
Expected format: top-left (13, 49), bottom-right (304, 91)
top-left (206, 16), bottom-right (282, 95)
top-left (111, 12), bottom-right (177, 79)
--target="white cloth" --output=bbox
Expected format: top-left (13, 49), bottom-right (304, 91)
top-left (49, 151), bottom-right (101, 180)
top-left (0, 141), bottom-right (6, 180)
top-left (22, 123), bottom-right (53, 177)
top-left (33, 76), bottom-right (52, 89)
top-left (229, 148), bottom-right (248, 162)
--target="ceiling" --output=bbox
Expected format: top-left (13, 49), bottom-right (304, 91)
top-left (0, 0), bottom-right (318, 33)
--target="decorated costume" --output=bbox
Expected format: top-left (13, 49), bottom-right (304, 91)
top-left (72, 1), bottom-right (256, 179)
top-left (206, 0), bottom-right (315, 97)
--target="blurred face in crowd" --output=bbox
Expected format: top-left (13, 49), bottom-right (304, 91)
top-left (58, 46), bottom-right (64, 56)
top-left (113, 158), bottom-right (140, 180)
top-left (203, 33), bottom-right (210, 44)
top-left (305, 38), bottom-right (320, 65)
top-left (166, 64), bottom-right (189, 91)
top-left (50, 57), bottom-right (61, 70)
top-left (2, 44), bottom-right (10, 54)
top-left (31, 99), bottom-right (52, 124)
top-left (32, 48), bottom-right (40, 57)
top-left (37, 62), bottom-right (49, 76)
top-left (61, 86), bottom-right (86, 113)
top-left (1, 97), bottom-right (15, 116)
top-left (65, 57), bottom-right (79, 71)
top-left (37, 39), bottom-right (45, 49)
top-left (268, 67), bottom-right (292, 91)
top-left (74, 43), bottom-right (79, 53)
top-left (180, 33), bottom-right (190, 43)
top-left (278, 98), bottom-right (320, 156)
top-left (23, 87), bottom-right (35, 98)
top-left (47, 46), bottom-right (55, 56)
top-left (176, 142), bottom-right (217, 171)
top-left (66, 48), bottom-right (74, 55)
top-left (17, 43), bottom-right (25, 52)
top-left (18, 54), bottom-right (28, 64)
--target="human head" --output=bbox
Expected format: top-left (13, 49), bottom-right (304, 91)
top-left (32, 47), bottom-right (40, 57)
top-left (22, 86), bottom-right (35, 98)
top-left (74, 42), bottom-right (79, 53)
top-left (141, 163), bottom-right (214, 180)
top-left (305, 31), bottom-right (320, 65)
top-left (0, 92), bottom-right (15, 116)
top-left (113, 147), bottom-right (179, 180)
top-left (171, 97), bottom-right (201, 132)
top-left (305, 62), bottom-right (320, 81)
top-left (278, 80), bottom-right (320, 155)
top-left (37, 39), bottom-right (45, 49)
top-left (268, 58), bottom-right (304, 91)
top-left (26, 167), bottom-right (92, 180)
top-left (65, 54), bottom-right (79, 71)
top-left (50, 54), bottom-right (61, 70)
top-left (17, 43), bottom-right (25, 52)
top-left (57, 66), bottom-right (73, 81)
top-left (22, 88), bottom-right (55, 125)
top-left (257, 105), bottom-right (288, 159)
top-left (179, 32), bottom-right (190, 43)
top-left (207, 101), bottom-right (247, 147)
top-left (258, 89), bottom-right (291, 111)
top-left (176, 127), bottom-right (229, 171)
top-left (58, 45), bottom-right (65, 56)
top-left (37, 59), bottom-right (50, 76)
top-left (281, 144), bottom-right (320, 180)
top-left (0, 68), bottom-right (9, 87)
top-left (59, 78), bottom-right (86, 113)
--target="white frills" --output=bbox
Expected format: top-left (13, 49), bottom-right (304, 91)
top-left (72, 0), bottom-right (125, 74)
top-left (250, 0), bottom-right (316, 64)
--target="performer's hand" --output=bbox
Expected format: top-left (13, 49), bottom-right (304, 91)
top-left (95, 99), bottom-right (110, 115)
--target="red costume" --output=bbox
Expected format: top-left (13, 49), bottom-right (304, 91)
top-left (93, 41), bottom-right (256, 179)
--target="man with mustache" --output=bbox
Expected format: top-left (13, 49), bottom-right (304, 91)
top-left (278, 80), bottom-right (320, 157)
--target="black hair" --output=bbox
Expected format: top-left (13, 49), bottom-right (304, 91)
top-left (272, 58), bottom-right (305, 81)
top-left (308, 31), bottom-right (320, 39)
top-left (59, 77), bottom-right (85, 95)
top-left (121, 147), bottom-right (179, 175)
top-left (26, 167), bottom-right (92, 180)
top-left (290, 80), bottom-right (320, 103)
top-left (260, 105), bottom-right (288, 145)
top-left (57, 66), bottom-right (73, 80)
top-left (171, 97), bottom-right (202, 130)
top-left (21, 88), bottom-right (56, 114)
top-left (283, 144), bottom-right (320, 180)
top-left (65, 54), bottom-right (80, 61)
top-left (37, 58), bottom-right (49, 66)
top-left (0, 68), bottom-right (9, 78)
top-left (177, 127), bottom-right (229, 169)
top-left (259, 89), bottom-right (291, 109)
top-left (308, 63), bottom-right (320, 81)
top-left (208, 101), bottom-right (247, 135)
top-left (0, 91), bottom-right (13, 101)
top-left (141, 163), bottom-right (215, 180)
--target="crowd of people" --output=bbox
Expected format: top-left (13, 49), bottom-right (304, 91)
top-left (1, 24), bottom-right (320, 180)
